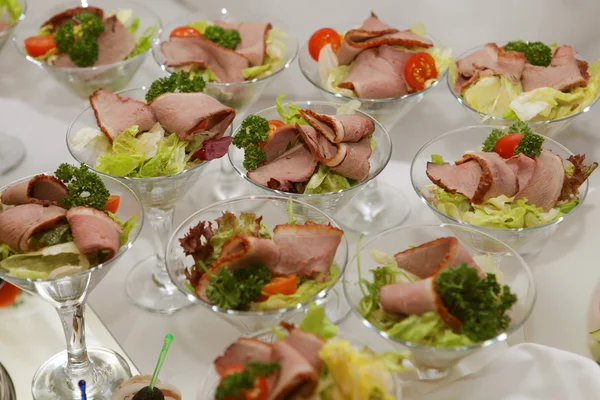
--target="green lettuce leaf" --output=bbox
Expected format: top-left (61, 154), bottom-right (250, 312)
top-left (95, 126), bottom-right (145, 176)
top-left (242, 63), bottom-right (272, 80)
top-left (0, 243), bottom-right (90, 279)
top-left (138, 133), bottom-right (187, 177)
top-left (462, 76), bottom-right (523, 117)
top-left (298, 303), bottom-right (339, 339)
top-left (275, 94), bottom-right (307, 124)
top-left (0, 244), bottom-right (15, 262)
top-left (555, 198), bottom-right (580, 214)
top-left (129, 25), bottom-right (159, 58)
top-left (106, 212), bottom-right (138, 246)
top-left (386, 312), bottom-right (474, 347)
top-left (187, 20), bottom-right (209, 34)
top-left (303, 164), bottom-right (355, 194)
top-left (325, 64), bottom-right (355, 97)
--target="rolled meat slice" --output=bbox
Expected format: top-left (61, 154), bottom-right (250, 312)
top-left (213, 337), bottom-right (274, 375)
top-left (270, 340), bottom-right (319, 400)
top-left (110, 375), bottom-right (181, 400)
top-left (0, 204), bottom-right (67, 252)
top-left (1, 174), bottom-right (68, 206)
top-left (247, 144), bottom-right (318, 187)
top-left (66, 207), bottom-right (122, 261)
top-left (299, 110), bottom-right (375, 143)
top-left (149, 92), bottom-right (235, 141)
top-left (262, 124), bottom-right (299, 163)
top-left (296, 124), bottom-right (347, 168)
top-left (282, 329), bottom-right (325, 371)
top-left (214, 20), bottom-right (273, 67)
top-left (330, 137), bottom-right (372, 182)
top-left (506, 153), bottom-right (536, 193)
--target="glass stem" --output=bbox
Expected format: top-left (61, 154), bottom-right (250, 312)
top-left (56, 303), bottom-right (92, 383)
top-left (213, 157), bottom-right (244, 201)
top-left (146, 207), bottom-right (175, 288)
top-left (353, 180), bottom-right (385, 222)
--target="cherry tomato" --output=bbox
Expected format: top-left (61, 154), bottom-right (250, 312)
top-left (170, 26), bottom-right (201, 38)
top-left (494, 133), bottom-right (524, 159)
top-left (0, 280), bottom-right (20, 308)
top-left (405, 52), bottom-right (438, 91)
top-left (219, 366), bottom-right (269, 400)
top-left (263, 275), bottom-right (297, 296)
top-left (103, 195), bottom-right (121, 214)
top-left (308, 28), bottom-right (342, 61)
top-left (24, 35), bottom-right (57, 58)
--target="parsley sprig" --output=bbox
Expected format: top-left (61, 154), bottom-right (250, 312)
top-left (215, 361), bottom-right (280, 399)
top-left (55, 163), bottom-right (109, 210)
top-left (232, 115), bottom-right (271, 171)
top-left (481, 122), bottom-right (544, 157)
top-left (145, 71), bottom-right (206, 102)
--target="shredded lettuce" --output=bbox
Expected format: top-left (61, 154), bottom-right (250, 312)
top-left (275, 93), bottom-right (307, 124)
top-left (127, 17), bottom-right (140, 34)
top-left (242, 63), bottom-right (272, 80)
top-left (106, 212), bottom-right (138, 246)
top-left (129, 25), bottom-right (159, 58)
top-left (387, 312), bottom-right (474, 347)
top-left (137, 133), bottom-right (187, 177)
top-left (304, 164), bottom-right (354, 194)
top-left (299, 303), bottom-right (339, 339)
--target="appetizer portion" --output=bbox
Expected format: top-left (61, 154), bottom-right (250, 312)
top-left (211, 305), bottom-right (397, 399)
top-left (233, 95), bottom-right (375, 194)
top-left (23, 6), bottom-right (157, 67)
top-left (0, 0), bottom-right (23, 33)
top-left (69, 72), bottom-right (235, 178)
top-left (179, 210), bottom-right (343, 311)
top-left (111, 375), bottom-right (181, 400)
top-left (0, 164), bottom-right (137, 279)
top-left (359, 237), bottom-right (516, 346)
top-left (160, 17), bottom-right (288, 82)
top-left (423, 122), bottom-right (597, 229)
top-left (311, 12), bottom-right (452, 98)
top-left (452, 41), bottom-right (600, 121)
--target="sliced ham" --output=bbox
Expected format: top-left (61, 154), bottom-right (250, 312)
top-left (272, 222), bottom-right (342, 278)
top-left (282, 329), bottom-right (325, 371)
top-left (426, 160), bottom-right (483, 200)
top-left (393, 237), bottom-right (482, 279)
top-left (161, 36), bottom-right (249, 82)
top-left (66, 207), bottom-right (122, 260)
top-left (212, 233), bottom-right (280, 271)
top-left (89, 89), bottom-right (157, 141)
top-left (1, 174), bottom-right (68, 206)
top-left (247, 144), bottom-right (318, 187)
top-left (456, 43), bottom-right (525, 84)
top-left (0, 204), bottom-right (67, 252)
top-left (269, 340), bottom-right (319, 400)
top-left (214, 20), bottom-right (272, 67)
top-left (193, 137), bottom-right (232, 161)
top-left (40, 6), bottom-right (104, 30)
top-left (149, 92), bottom-right (235, 141)
top-left (515, 149), bottom-right (565, 211)
top-left (522, 45), bottom-right (589, 92)
top-left (330, 137), bottom-right (372, 181)
top-left (213, 337), bottom-right (273, 375)
top-left (506, 153), bottom-right (536, 193)
top-left (110, 375), bottom-right (181, 400)
top-left (299, 109), bottom-right (375, 143)
top-left (296, 124), bottom-right (347, 168)
top-left (54, 16), bottom-right (136, 68)
top-left (262, 124), bottom-right (299, 163)
top-left (360, 12), bottom-right (391, 31)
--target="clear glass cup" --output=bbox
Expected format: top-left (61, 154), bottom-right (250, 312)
top-left (12, 0), bottom-right (162, 99)
top-left (151, 9), bottom-right (299, 203)
top-left (165, 195), bottom-right (349, 334)
top-left (197, 330), bottom-right (402, 399)
top-left (343, 224), bottom-right (536, 380)
top-left (447, 43), bottom-right (600, 138)
top-left (410, 125), bottom-right (588, 258)
top-left (298, 25), bottom-right (448, 235)
top-left (0, 172), bottom-right (144, 399)
top-left (66, 87), bottom-right (232, 315)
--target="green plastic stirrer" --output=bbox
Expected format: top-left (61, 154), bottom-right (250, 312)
top-left (148, 334), bottom-right (174, 395)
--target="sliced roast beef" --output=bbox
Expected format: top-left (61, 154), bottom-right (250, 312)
top-left (360, 12), bottom-right (391, 31)
top-left (247, 144), bottom-right (318, 187)
top-left (522, 45), bottom-right (589, 92)
top-left (161, 36), bottom-right (249, 82)
top-left (338, 46), bottom-right (413, 98)
top-left (1, 174), bottom-right (68, 206)
top-left (456, 43), bottom-right (525, 83)
top-left (379, 278), bottom-right (436, 315)
top-left (262, 124), bottom-right (299, 163)
top-left (54, 16), bottom-right (136, 68)
top-left (214, 20), bottom-right (272, 67)
top-left (66, 207), bottom-right (122, 260)
top-left (453, 69), bottom-right (496, 94)
top-left (394, 237), bottom-right (483, 279)
top-left (193, 137), bottom-right (232, 160)
top-left (213, 337), bottom-right (273, 375)
top-left (270, 340), bottom-right (319, 400)
top-left (110, 375), bottom-right (181, 400)
top-left (212, 233), bottom-right (280, 271)
top-left (0, 204), bottom-right (67, 252)
top-left (272, 222), bottom-right (342, 278)
top-left (515, 149), bottom-right (565, 211)
top-left (149, 92), bottom-right (235, 141)
top-left (296, 124), bottom-right (347, 168)
top-left (90, 89), bottom-right (157, 141)
top-left (457, 152), bottom-right (518, 203)
top-left (330, 137), bottom-right (372, 181)
top-left (506, 153), bottom-right (536, 193)
top-left (299, 109), bottom-right (375, 143)
top-left (426, 160), bottom-right (483, 200)
top-left (283, 329), bottom-right (325, 371)
top-left (40, 6), bottom-right (104, 30)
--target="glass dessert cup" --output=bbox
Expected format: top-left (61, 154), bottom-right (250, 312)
top-left (343, 224), bottom-right (536, 380)
top-left (298, 28), bottom-right (447, 235)
top-left (152, 9), bottom-right (299, 203)
top-left (0, 173), bottom-right (144, 399)
top-left (197, 329), bottom-right (403, 400)
top-left (67, 87), bottom-right (233, 315)
top-left (12, 0), bottom-right (162, 99)
top-left (447, 43), bottom-right (600, 138)
top-left (410, 125), bottom-right (587, 258)
top-left (165, 195), bottom-right (350, 333)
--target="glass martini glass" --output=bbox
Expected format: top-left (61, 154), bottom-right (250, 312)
top-left (165, 195), bottom-right (349, 335)
top-left (298, 21), bottom-right (448, 235)
top-left (151, 8), bottom-right (298, 203)
top-left (67, 87), bottom-right (233, 315)
top-left (0, 172), bottom-right (143, 399)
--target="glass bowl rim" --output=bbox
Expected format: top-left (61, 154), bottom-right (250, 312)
top-left (0, 0), bottom-right (27, 39)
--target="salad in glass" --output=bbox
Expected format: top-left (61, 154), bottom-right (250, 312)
top-left (451, 40), bottom-right (600, 122)
top-left (308, 12), bottom-right (452, 99)
top-left (0, 0), bottom-right (22, 32)
top-left (21, 5), bottom-right (158, 68)
top-left (157, 16), bottom-right (288, 83)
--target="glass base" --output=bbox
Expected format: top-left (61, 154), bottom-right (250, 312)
top-left (334, 182), bottom-right (410, 235)
top-left (32, 346), bottom-right (131, 400)
top-left (125, 256), bottom-right (195, 315)
top-left (317, 281), bottom-right (351, 325)
top-left (0, 133), bottom-right (26, 174)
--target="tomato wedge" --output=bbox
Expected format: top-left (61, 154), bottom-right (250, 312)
top-left (404, 52), bottom-right (438, 91)
top-left (103, 195), bottom-right (121, 214)
top-left (219, 365), bottom-right (269, 400)
top-left (24, 35), bottom-right (57, 58)
top-left (263, 275), bottom-right (297, 296)
top-left (0, 281), bottom-right (20, 308)
top-left (170, 26), bottom-right (201, 38)
top-left (308, 28), bottom-right (342, 61)
top-left (494, 133), bottom-right (524, 159)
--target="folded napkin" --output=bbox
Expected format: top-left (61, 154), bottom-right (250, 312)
top-left (401, 343), bottom-right (600, 400)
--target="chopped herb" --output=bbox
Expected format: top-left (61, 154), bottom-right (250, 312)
top-left (204, 263), bottom-right (272, 310)
top-left (203, 25), bottom-right (241, 50)
top-left (504, 40), bottom-right (552, 67)
top-left (54, 163), bottom-right (110, 210)
top-left (145, 70), bottom-right (206, 102)
top-left (232, 115), bottom-right (270, 171)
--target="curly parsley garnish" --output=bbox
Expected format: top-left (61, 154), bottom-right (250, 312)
top-left (55, 163), bottom-right (109, 210)
top-left (481, 122), bottom-right (544, 157)
top-left (202, 263), bottom-right (272, 310)
top-left (145, 70), bottom-right (206, 102)
top-left (215, 361), bottom-right (280, 399)
top-left (504, 40), bottom-right (552, 67)
top-left (203, 25), bottom-right (241, 50)
top-left (232, 115), bottom-right (271, 171)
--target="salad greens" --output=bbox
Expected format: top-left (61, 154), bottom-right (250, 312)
top-left (145, 70), bottom-right (206, 102)
top-left (299, 302), bottom-right (339, 339)
top-left (203, 25), bottom-right (241, 50)
top-left (215, 361), bottom-right (281, 399)
top-left (0, 0), bottom-right (22, 24)
top-left (232, 115), bottom-right (270, 170)
top-left (55, 163), bottom-right (110, 210)
top-left (481, 121), bottom-right (544, 157)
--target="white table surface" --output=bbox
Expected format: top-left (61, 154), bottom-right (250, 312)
top-left (2, 0), bottom-right (600, 398)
